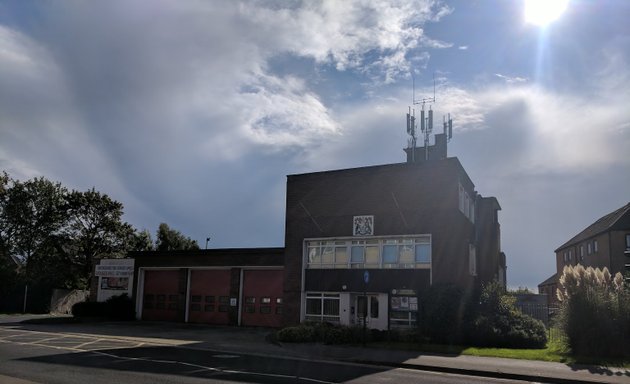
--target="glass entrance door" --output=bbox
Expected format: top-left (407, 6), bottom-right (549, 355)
top-left (355, 295), bottom-right (382, 329)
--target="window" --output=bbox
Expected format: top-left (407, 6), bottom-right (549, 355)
top-left (308, 246), bottom-right (321, 267)
top-left (365, 245), bottom-right (379, 267)
top-left (306, 236), bottom-right (431, 269)
top-left (260, 306), bottom-right (272, 314)
top-left (587, 242), bottom-right (592, 255)
top-left (191, 295), bottom-right (201, 302)
top-left (563, 252), bottom-right (567, 262)
top-left (321, 244), bottom-right (334, 267)
top-left (458, 183), bottom-right (475, 223)
top-left (626, 234), bottom-right (630, 249)
top-left (383, 244), bottom-right (398, 265)
top-left (415, 243), bottom-right (431, 263)
top-left (276, 298), bottom-right (283, 304)
top-left (204, 305), bottom-right (215, 312)
top-left (334, 246), bottom-right (348, 268)
top-left (261, 297), bottom-right (271, 304)
top-left (568, 250), bottom-right (572, 260)
top-left (580, 245), bottom-right (584, 259)
top-left (205, 296), bottom-right (215, 303)
top-left (245, 297), bottom-right (255, 304)
top-left (305, 293), bottom-right (340, 323)
top-left (594, 240), bottom-right (598, 253)
top-left (399, 244), bottom-right (414, 266)
top-left (370, 296), bottom-right (379, 318)
top-left (469, 244), bottom-right (477, 276)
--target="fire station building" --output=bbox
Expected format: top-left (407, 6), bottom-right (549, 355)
top-left (121, 133), bottom-right (506, 329)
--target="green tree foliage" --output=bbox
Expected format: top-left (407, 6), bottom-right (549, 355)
top-left (420, 284), bottom-right (466, 344)
top-left (0, 172), bottom-right (143, 297)
top-left (556, 264), bottom-right (629, 357)
top-left (62, 189), bottom-right (135, 285)
top-left (0, 175), bottom-right (66, 267)
top-left (466, 281), bottom-right (547, 348)
top-left (155, 222), bottom-right (199, 251)
top-left (129, 229), bottom-right (154, 251)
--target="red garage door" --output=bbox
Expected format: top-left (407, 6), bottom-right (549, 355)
top-left (188, 269), bottom-right (231, 325)
top-left (241, 270), bottom-right (284, 327)
top-left (142, 270), bottom-right (182, 322)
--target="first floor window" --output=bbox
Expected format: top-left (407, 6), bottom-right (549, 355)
top-left (469, 244), bottom-right (477, 276)
top-left (305, 293), bottom-right (340, 323)
top-left (415, 243), bottom-right (431, 263)
top-left (625, 234), bottom-right (630, 250)
top-left (594, 239), bottom-right (599, 253)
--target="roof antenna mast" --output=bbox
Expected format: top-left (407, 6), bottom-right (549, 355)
top-left (406, 72), bottom-right (453, 162)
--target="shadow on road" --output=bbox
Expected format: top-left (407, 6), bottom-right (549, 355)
top-left (19, 344), bottom-right (388, 384)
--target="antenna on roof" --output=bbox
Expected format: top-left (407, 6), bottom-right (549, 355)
top-left (405, 72), bottom-right (454, 161)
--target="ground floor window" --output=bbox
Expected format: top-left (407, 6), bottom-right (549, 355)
top-left (305, 292), bottom-right (340, 323)
top-left (389, 294), bottom-right (419, 328)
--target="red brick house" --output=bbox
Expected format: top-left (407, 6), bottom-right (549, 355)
top-left (541, 202), bottom-right (630, 303)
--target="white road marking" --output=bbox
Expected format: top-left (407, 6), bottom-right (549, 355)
top-left (0, 328), bottom-right (336, 384)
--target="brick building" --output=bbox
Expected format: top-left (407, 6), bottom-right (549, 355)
top-left (282, 134), bottom-right (505, 328)
top-left (541, 202), bottom-right (630, 303)
top-left (123, 133), bottom-right (506, 329)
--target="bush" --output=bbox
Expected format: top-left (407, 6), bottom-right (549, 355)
top-left (469, 310), bottom-right (547, 348)
top-left (276, 325), bottom-right (315, 342)
top-left (277, 323), bottom-right (372, 344)
top-left (72, 294), bottom-right (135, 320)
top-left (421, 284), bottom-right (466, 344)
top-left (556, 265), bottom-right (630, 358)
top-left (466, 281), bottom-right (547, 349)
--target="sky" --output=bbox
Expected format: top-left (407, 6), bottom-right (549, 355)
top-left (1, 0), bottom-right (629, 290)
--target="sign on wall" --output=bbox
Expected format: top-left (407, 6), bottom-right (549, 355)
top-left (96, 258), bottom-right (134, 302)
top-left (353, 215), bottom-right (374, 236)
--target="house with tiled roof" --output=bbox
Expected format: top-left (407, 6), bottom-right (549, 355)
top-left (542, 202), bottom-right (630, 303)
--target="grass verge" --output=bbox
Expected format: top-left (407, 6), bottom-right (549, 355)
top-left (370, 337), bottom-right (630, 368)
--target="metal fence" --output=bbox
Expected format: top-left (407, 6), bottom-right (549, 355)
top-left (515, 302), bottom-right (549, 325)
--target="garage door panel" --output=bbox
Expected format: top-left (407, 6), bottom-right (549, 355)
top-left (142, 270), bottom-right (182, 322)
top-left (188, 269), bottom-right (231, 325)
top-left (241, 270), bottom-right (283, 327)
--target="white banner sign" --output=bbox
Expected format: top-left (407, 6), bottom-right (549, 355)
top-left (95, 259), bottom-right (134, 277)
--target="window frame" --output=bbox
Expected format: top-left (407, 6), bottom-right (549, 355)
top-left (305, 292), bottom-right (340, 323)
top-left (305, 235), bottom-right (431, 270)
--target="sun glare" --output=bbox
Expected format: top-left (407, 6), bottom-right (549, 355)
top-left (524, 0), bottom-right (569, 26)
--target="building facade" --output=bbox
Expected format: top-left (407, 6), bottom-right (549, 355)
top-left (545, 202), bottom-right (630, 301)
top-left (123, 135), bottom-right (505, 329)
top-left (130, 248), bottom-right (284, 327)
top-left (282, 136), bottom-right (505, 329)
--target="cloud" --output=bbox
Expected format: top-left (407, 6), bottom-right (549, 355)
top-left (495, 73), bottom-right (528, 84)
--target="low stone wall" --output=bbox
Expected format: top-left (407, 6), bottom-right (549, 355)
top-left (49, 289), bottom-right (89, 315)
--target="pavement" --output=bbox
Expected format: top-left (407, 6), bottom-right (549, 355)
top-left (1, 315), bottom-right (629, 384)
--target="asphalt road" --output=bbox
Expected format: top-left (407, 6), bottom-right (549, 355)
top-left (0, 327), bottom-right (542, 384)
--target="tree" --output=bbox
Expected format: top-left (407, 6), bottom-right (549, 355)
top-left (0, 175), bottom-right (66, 267)
top-left (129, 229), bottom-right (154, 251)
top-left (155, 223), bottom-right (199, 251)
top-left (60, 188), bottom-right (135, 288)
